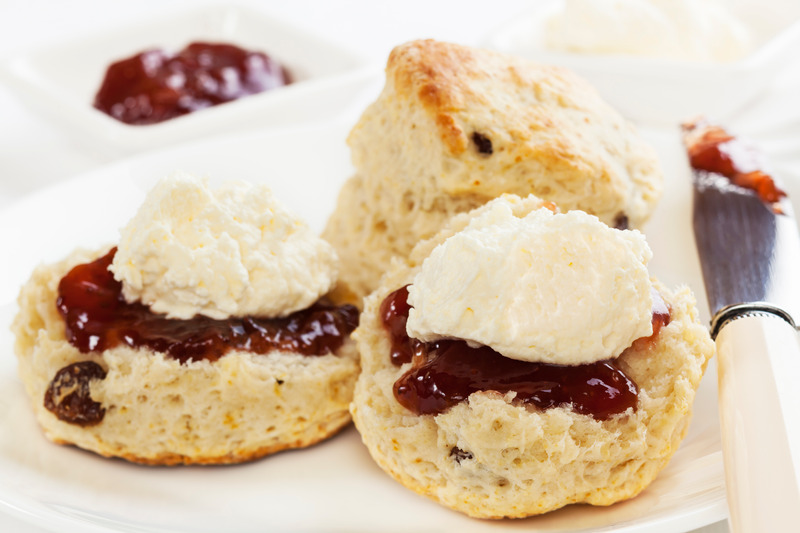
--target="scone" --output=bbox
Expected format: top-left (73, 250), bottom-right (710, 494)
top-left (324, 39), bottom-right (663, 304)
top-left (12, 173), bottom-right (360, 465)
top-left (350, 195), bottom-right (713, 518)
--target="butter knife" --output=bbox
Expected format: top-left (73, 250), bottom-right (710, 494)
top-left (685, 119), bottom-right (800, 532)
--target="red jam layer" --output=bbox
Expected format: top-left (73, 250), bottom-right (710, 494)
top-left (683, 120), bottom-right (785, 205)
top-left (93, 42), bottom-right (291, 125)
top-left (381, 285), bottom-right (671, 420)
top-left (57, 248), bottom-right (358, 364)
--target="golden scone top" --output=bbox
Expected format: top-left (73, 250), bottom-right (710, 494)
top-left (386, 39), bottom-right (600, 157)
top-left (348, 39), bottom-right (663, 228)
top-left (328, 39), bottom-right (666, 306)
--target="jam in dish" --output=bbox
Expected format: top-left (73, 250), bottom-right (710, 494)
top-left (381, 285), bottom-right (670, 420)
top-left (683, 119), bottom-right (785, 206)
top-left (57, 248), bottom-right (358, 364)
top-left (93, 42), bottom-right (291, 125)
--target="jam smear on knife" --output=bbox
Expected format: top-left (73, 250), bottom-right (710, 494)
top-left (683, 119), bottom-right (785, 207)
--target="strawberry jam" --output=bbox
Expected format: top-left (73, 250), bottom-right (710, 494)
top-left (382, 285), bottom-right (671, 420)
top-left (93, 42), bottom-right (291, 125)
top-left (379, 284), bottom-right (421, 366)
top-left (683, 120), bottom-right (785, 206)
top-left (57, 248), bottom-right (358, 364)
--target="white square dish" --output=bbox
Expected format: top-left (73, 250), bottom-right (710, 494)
top-left (0, 4), bottom-right (376, 155)
top-left (483, 0), bottom-right (800, 124)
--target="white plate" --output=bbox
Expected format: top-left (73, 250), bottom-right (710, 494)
top-left (0, 4), bottom-right (377, 156)
top-left (483, 0), bottom-right (800, 124)
top-left (0, 118), bottom-right (729, 533)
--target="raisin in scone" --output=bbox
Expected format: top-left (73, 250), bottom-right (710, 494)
top-left (324, 39), bottom-right (663, 305)
top-left (12, 173), bottom-right (359, 465)
top-left (350, 195), bottom-right (713, 518)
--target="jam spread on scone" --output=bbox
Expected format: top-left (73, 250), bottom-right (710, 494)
top-left (381, 285), bottom-right (671, 420)
top-left (57, 248), bottom-right (358, 364)
top-left (17, 175), bottom-right (360, 461)
top-left (94, 42), bottom-right (291, 125)
top-left (349, 194), bottom-right (715, 518)
top-left (379, 284), bottom-right (418, 366)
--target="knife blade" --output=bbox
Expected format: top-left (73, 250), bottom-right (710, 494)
top-left (685, 119), bottom-right (800, 532)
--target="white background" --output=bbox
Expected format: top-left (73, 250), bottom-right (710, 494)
top-left (3, 0), bottom-right (800, 531)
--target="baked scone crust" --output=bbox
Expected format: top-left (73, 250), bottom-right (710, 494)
top-left (324, 39), bottom-right (663, 305)
top-left (13, 248), bottom-right (359, 465)
top-left (350, 197), bottom-right (713, 518)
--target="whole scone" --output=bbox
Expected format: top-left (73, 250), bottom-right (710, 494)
top-left (324, 39), bottom-right (663, 304)
top-left (350, 195), bottom-right (713, 518)
top-left (12, 174), bottom-right (360, 465)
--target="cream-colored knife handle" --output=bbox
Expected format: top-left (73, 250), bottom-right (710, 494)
top-left (716, 313), bottom-right (800, 532)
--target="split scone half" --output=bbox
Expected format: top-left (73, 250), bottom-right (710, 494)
top-left (350, 195), bottom-right (713, 518)
top-left (12, 174), bottom-right (360, 465)
top-left (324, 39), bottom-right (663, 304)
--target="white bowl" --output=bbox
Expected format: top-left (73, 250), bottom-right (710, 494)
top-left (484, 0), bottom-right (800, 125)
top-left (0, 3), bottom-right (376, 155)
